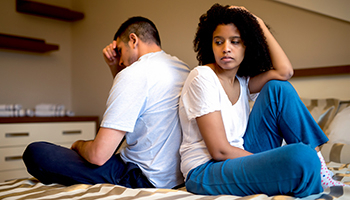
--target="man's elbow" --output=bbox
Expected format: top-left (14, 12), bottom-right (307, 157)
top-left (87, 153), bottom-right (109, 166)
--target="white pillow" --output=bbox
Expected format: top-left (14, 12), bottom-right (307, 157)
top-left (326, 106), bottom-right (350, 144)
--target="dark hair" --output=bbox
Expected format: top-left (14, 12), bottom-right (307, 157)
top-left (114, 16), bottom-right (161, 47)
top-left (194, 4), bottom-right (272, 77)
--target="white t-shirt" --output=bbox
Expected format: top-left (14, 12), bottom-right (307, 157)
top-left (101, 51), bottom-right (190, 188)
top-left (179, 66), bottom-right (258, 179)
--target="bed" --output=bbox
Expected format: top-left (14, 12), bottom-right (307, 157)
top-left (1, 98), bottom-right (349, 200)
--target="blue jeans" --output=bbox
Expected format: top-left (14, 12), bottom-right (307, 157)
top-left (22, 142), bottom-right (154, 188)
top-left (185, 80), bottom-right (329, 197)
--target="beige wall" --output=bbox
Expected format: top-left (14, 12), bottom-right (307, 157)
top-left (0, 0), bottom-right (73, 110)
top-left (1, 0), bottom-right (349, 121)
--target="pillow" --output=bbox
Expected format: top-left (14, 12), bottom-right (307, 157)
top-left (326, 106), bottom-right (350, 144)
top-left (321, 142), bottom-right (350, 163)
top-left (301, 98), bottom-right (340, 133)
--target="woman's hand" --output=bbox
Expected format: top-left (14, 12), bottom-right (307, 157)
top-left (234, 6), bottom-right (294, 93)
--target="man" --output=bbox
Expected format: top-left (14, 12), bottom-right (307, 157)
top-left (23, 16), bottom-right (190, 189)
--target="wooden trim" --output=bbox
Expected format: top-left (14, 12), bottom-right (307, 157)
top-left (16, 0), bottom-right (84, 22)
top-left (293, 65), bottom-right (350, 77)
top-left (0, 116), bottom-right (99, 133)
top-left (0, 116), bottom-right (98, 123)
top-left (0, 33), bottom-right (59, 53)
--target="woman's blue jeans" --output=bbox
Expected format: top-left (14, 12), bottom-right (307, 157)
top-left (185, 80), bottom-right (329, 197)
top-left (22, 142), bottom-right (154, 188)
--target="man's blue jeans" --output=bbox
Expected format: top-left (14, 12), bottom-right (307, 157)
top-left (185, 80), bottom-right (329, 197)
top-left (22, 142), bottom-right (154, 188)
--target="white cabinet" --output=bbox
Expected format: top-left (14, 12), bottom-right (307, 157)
top-left (0, 116), bottom-right (98, 182)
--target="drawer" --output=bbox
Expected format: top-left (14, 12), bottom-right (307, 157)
top-left (0, 143), bottom-right (73, 171)
top-left (0, 146), bottom-right (26, 171)
top-left (0, 122), bottom-right (95, 147)
top-left (0, 169), bottom-right (31, 182)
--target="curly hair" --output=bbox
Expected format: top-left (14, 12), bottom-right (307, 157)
top-left (194, 4), bottom-right (272, 77)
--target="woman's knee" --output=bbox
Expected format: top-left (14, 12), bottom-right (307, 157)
top-left (286, 143), bottom-right (320, 174)
top-left (263, 80), bottom-right (293, 92)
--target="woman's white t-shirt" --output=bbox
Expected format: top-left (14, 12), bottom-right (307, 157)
top-left (179, 66), bottom-right (258, 179)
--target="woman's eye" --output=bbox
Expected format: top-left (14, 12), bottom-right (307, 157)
top-left (232, 40), bottom-right (240, 44)
top-left (215, 41), bottom-right (223, 45)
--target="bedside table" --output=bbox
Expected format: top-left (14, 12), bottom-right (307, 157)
top-left (0, 116), bottom-right (98, 182)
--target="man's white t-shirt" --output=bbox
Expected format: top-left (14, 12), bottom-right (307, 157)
top-left (101, 51), bottom-right (190, 188)
top-left (179, 66), bottom-right (258, 179)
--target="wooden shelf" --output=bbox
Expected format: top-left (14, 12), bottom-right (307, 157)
top-left (0, 33), bottom-right (59, 53)
top-left (293, 65), bottom-right (350, 77)
top-left (16, 0), bottom-right (84, 22)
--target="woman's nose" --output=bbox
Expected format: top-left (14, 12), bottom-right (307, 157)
top-left (223, 42), bottom-right (231, 53)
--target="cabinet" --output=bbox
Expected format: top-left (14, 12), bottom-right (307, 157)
top-left (0, 116), bottom-right (98, 182)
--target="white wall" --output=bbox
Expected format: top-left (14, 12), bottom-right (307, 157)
top-left (1, 0), bottom-right (349, 121)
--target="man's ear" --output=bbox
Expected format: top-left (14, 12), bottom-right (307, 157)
top-left (129, 33), bottom-right (138, 49)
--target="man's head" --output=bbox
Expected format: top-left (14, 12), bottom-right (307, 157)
top-left (113, 16), bottom-right (161, 67)
top-left (114, 16), bottom-right (161, 46)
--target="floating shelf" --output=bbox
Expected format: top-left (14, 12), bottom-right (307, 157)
top-left (16, 0), bottom-right (84, 22)
top-left (0, 33), bottom-right (59, 53)
top-left (293, 65), bottom-right (350, 77)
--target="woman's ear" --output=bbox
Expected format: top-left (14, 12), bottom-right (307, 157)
top-left (129, 33), bottom-right (138, 49)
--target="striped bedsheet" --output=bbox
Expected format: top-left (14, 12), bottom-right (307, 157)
top-left (1, 162), bottom-right (349, 200)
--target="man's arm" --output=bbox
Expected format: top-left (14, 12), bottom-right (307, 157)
top-left (102, 41), bottom-right (125, 78)
top-left (71, 127), bottom-right (126, 166)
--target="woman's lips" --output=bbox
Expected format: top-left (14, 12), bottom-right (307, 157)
top-left (221, 56), bottom-right (233, 62)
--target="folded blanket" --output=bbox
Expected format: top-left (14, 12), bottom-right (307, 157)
top-left (34, 109), bottom-right (65, 117)
top-left (35, 104), bottom-right (65, 111)
top-left (0, 109), bottom-right (25, 117)
top-left (0, 104), bottom-right (22, 111)
top-left (32, 104), bottom-right (74, 117)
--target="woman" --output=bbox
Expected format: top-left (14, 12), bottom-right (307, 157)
top-left (179, 4), bottom-right (346, 197)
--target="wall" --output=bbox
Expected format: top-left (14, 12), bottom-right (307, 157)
top-left (0, 0), bottom-right (349, 121)
top-left (71, 0), bottom-right (350, 120)
top-left (0, 0), bottom-right (74, 110)
top-left (273, 0), bottom-right (350, 22)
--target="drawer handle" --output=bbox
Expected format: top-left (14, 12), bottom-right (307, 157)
top-left (5, 155), bottom-right (22, 161)
top-left (62, 130), bottom-right (82, 135)
top-left (5, 132), bottom-right (29, 137)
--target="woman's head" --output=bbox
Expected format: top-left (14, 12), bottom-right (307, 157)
top-left (194, 4), bottom-right (272, 77)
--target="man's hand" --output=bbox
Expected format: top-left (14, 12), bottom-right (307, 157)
top-left (102, 41), bottom-right (124, 77)
top-left (70, 127), bottom-right (126, 166)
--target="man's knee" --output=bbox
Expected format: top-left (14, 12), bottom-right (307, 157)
top-left (23, 141), bottom-right (52, 164)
